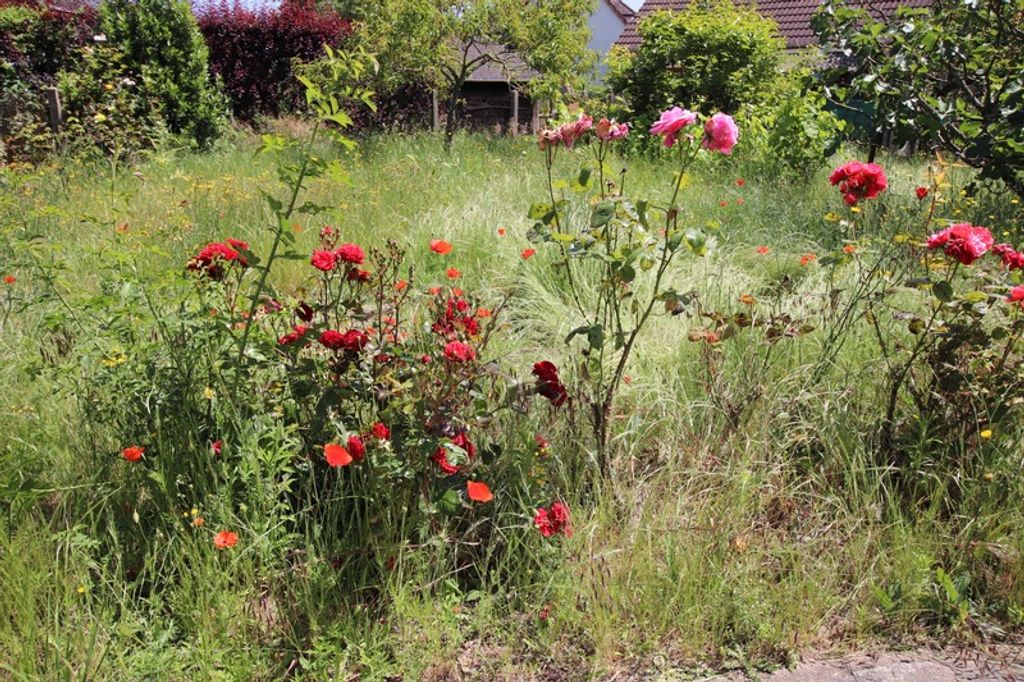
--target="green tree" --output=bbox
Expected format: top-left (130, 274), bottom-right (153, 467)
top-left (341, 0), bottom-right (594, 150)
top-left (812, 0), bottom-right (1024, 197)
top-left (99, 0), bottom-right (225, 148)
top-left (606, 0), bottom-right (784, 139)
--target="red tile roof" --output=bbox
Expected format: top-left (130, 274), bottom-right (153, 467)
top-left (615, 0), bottom-right (933, 51)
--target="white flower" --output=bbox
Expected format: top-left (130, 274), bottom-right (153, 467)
top-left (93, 33), bottom-right (107, 42)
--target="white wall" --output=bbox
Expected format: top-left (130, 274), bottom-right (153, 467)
top-left (588, 0), bottom-right (626, 78)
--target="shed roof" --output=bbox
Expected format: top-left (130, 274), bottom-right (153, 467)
top-left (463, 42), bottom-right (539, 83)
top-left (614, 0), bottom-right (933, 51)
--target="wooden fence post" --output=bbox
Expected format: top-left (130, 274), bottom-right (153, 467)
top-left (510, 89), bottom-right (519, 137)
top-left (431, 90), bottom-right (440, 133)
top-left (45, 87), bottom-right (62, 133)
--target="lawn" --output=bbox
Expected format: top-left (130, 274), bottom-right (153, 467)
top-left (1, 128), bottom-right (1022, 680)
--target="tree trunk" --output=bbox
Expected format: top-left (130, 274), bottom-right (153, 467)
top-left (443, 89), bottom-right (460, 153)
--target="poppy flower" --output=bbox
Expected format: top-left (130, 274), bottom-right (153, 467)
top-left (843, 244), bottom-right (857, 254)
top-left (3, 275), bottom-right (15, 285)
top-left (430, 239), bottom-right (453, 255)
top-left (521, 248), bottom-right (536, 260)
top-left (756, 245), bottom-right (769, 255)
top-left (446, 267), bottom-right (460, 280)
top-left (278, 324), bottom-right (309, 346)
top-left (122, 445), bottom-right (144, 462)
top-left (192, 516), bottom-right (205, 527)
top-left (800, 253), bottom-right (817, 266)
top-left (213, 530), bottom-right (238, 549)
top-left (324, 443), bottom-right (353, 467)
top-left (476, 307), bottom-right (492, 318)
top-left (467, 481), bottom-right (493, 503)
top-left (736, 178), bottom-right (745, 187)
top-left (719, 200), bottom-right (728, 207)
top-left (916, 187), bottom-right (929, 200)
top-left (497, 228), bottom-right (506, 237)
top-left (427, 286), bottom-right (442, 296)
top-left (395, 280), bottom-right (408, 291)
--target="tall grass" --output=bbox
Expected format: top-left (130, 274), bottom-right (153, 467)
top-left (1, 130), bottom-right (1022, 679)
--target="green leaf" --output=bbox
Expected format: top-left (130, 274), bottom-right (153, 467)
top-left (577, 167), bottom-right (592, 188)
top-left (590, 202), bottom-right (615, 228)
top-left (587, 324), bottom-right (605, 350)
top-left (932, 281), bottom-right (953, 302)
top-left (618, 264), bottom-right (636, 283)
top-left (565, 325), bottom-right (590, 345)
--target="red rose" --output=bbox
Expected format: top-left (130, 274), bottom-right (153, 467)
top-left (187, 241), bottom-right (247, 279)
top-left (1007, 285), bottom-right (1024, 306)
top-left (443, 341), bottom-right (476, 363)
top-left (311, 249), bottom-right (337, 272)
top-left (532, 361), bottom-right (568, 407)
top-left (225, 238), bottom-right (249, 251)
top-left (347, 435), bottom-right (366, 461)
top-left (335, 242), bottom-right (365, 264)
top-left (451, 432), bottom-right (476, 459)
top-left (432, 446), bottom-right (459, 474)
top-left (926, 223), bottom-right (994, 265)
top-left (278, 324), bottom-right (309, 346)
top-left (371, 422), bottom-right (390, 440)
top-left (533, 508), bottom-right (555, 537)
top-left (993, 244), bottom-right (1024, 270)
top-left (829, 161), bottom-right (888, 206)
top-left (915, 186), bottom-right (929, 200)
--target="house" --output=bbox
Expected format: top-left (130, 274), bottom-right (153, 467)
top-left (614, 0), bottom-right (933, 53)
top-left (589, 0), bottom-right (636, 76)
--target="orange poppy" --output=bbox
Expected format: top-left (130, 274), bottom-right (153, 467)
top-left (446, 267), bottom-right (460, 279)
top-left (324, 443), bottom-right (353, 467)
top-left (395, 279), bottom-right (408, 291)
top-left (800, 253), bottom-right (817, 266)
top-left (192, 516), bottom-right (205, 527)
top-left (3, 275), bottom-right (15, 285)
top-left (756, 245), bottom-right (770, 255)
top-left (497, 228), bottom-right (507, 237)
top-left (843, 244), bottom-right (857, 254)
top-left (213, 530), bottom-right (238, 549)
top-left (122, 445), bottom-right (144, 462)
top-left (427, 286), bottom-right (442, 296)
top-left (467, 480), bottom-right (493, 503)
top-left (476, 307), bottom-right (492, 318)
top-left (739, 293), bottom-right (756, 305)
top-left (430, 239), bottom-right (453, 255)
top-left (521, 248), bottom-right (536, 260)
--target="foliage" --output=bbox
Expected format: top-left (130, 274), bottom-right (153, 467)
top-left (606, 0), bottom-right (784, 148)
top-left (98, 0), bottom-right (225, 148)
top-left (765, 84), bottom-right (846, 178)
top-left (195, 0), bottom-right (353, 122)
top-left (340, 0), bottom-right (594, 149)
top-left (812, 0), bottom-right (1024, 198)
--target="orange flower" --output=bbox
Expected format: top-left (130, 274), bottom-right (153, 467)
top-left (476, 307), bottom-right (492, 318)
top-left (3, 275), bottom-right (15, 285)
top-left (466, 480), bottom-right (493, 503)
top-left (521, 248), bottom-right (536, 260)
top-left (192, 516), bottom-right (205, 527)
top-left (122, 445), bottom-right (144, 462)
top-left (395, 279), bottom-right (408, 291)
top-left (427, 286), bottom-right (442, 296)
top-left (452, 287), bottom-right (463, 296)
top-left (446, 267), bottom-right (460, 279)
top-left (842, 244), bottom-right (856, 254)
top-left (623, 375), bottom-right (632, 385)
top-left (213, 530), bottom-right (238, 549)
top-left (324, 443), bottom-right (353, 467)
top-left (736, 178), bottom-right (746, 187)
top-left (497, 228), bottom-right (506, 237)
top-left (800, 253), bottom-right (817, 266)
top-left (756, 245), bottom-right (769, 255)
top-left (738, 293), bottom-right (756, 305)
top-left (430, 239), bottom-right (453, 255)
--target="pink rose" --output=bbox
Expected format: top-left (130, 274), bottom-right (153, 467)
top-left (926, 223), bottom-right (994, 265)
top-left (649, 107), bottom-right (697, 148)
top-left (595, 118), bottom-right (629, 141)
top-left (702, 113), bottom-right (738, 154)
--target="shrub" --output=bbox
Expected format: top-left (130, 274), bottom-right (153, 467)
top-left (606, 0), bottom-right (783, 149)
top-left (98, 0), bottom-right (224, 148)
top-left (764, 85), bottom-right (846, 178)
top-left (195, 0), bottom-right (353, 122)
top-left (812, 0), bottom-right (1024, 198)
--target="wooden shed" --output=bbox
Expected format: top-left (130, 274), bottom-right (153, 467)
top-left (431, 43), bottom-right (541, 136)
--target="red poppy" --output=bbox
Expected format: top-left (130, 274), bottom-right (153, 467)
top-left (430, 239), bottom-right (453, 255)
top-left (213, 530), bottom-right (238, 549)
top-left (446, 267), bottom-right (460, 280)
top-left (756, 245), bottom-right (769, 255)
top-left (467, 481), bottom-right (493, 503)
top-left (736, 178), bottom-right (746, 187)
top-left (497, 228), bottom-right (507, 237)
top-left (521, 248), bottom-right (536, 260)
top-left (278, 324), bottom-right (309, 346)
top-left (916, 186), bottom-right (929, 200)
top-left (395, 279), bottom-right (408, 291)
top-left (719, 200), bottom-right (728, 207)
top-left (324, 443), bottom-right (353, 467)
top-left (800, 253), bottom-right (817, 266)
top-left (122, 445), bottom-right (144, 462)
top-left (843, 244), bottom-right (856, 254)
top-left (3, 275), bottom-right (15, 285)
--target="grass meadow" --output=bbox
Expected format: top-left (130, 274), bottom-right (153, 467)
top-left (1, 129), bottom-right (1023, 680)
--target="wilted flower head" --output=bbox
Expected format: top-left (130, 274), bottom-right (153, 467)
top-left (595, 118), bottom-right (629, 142)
